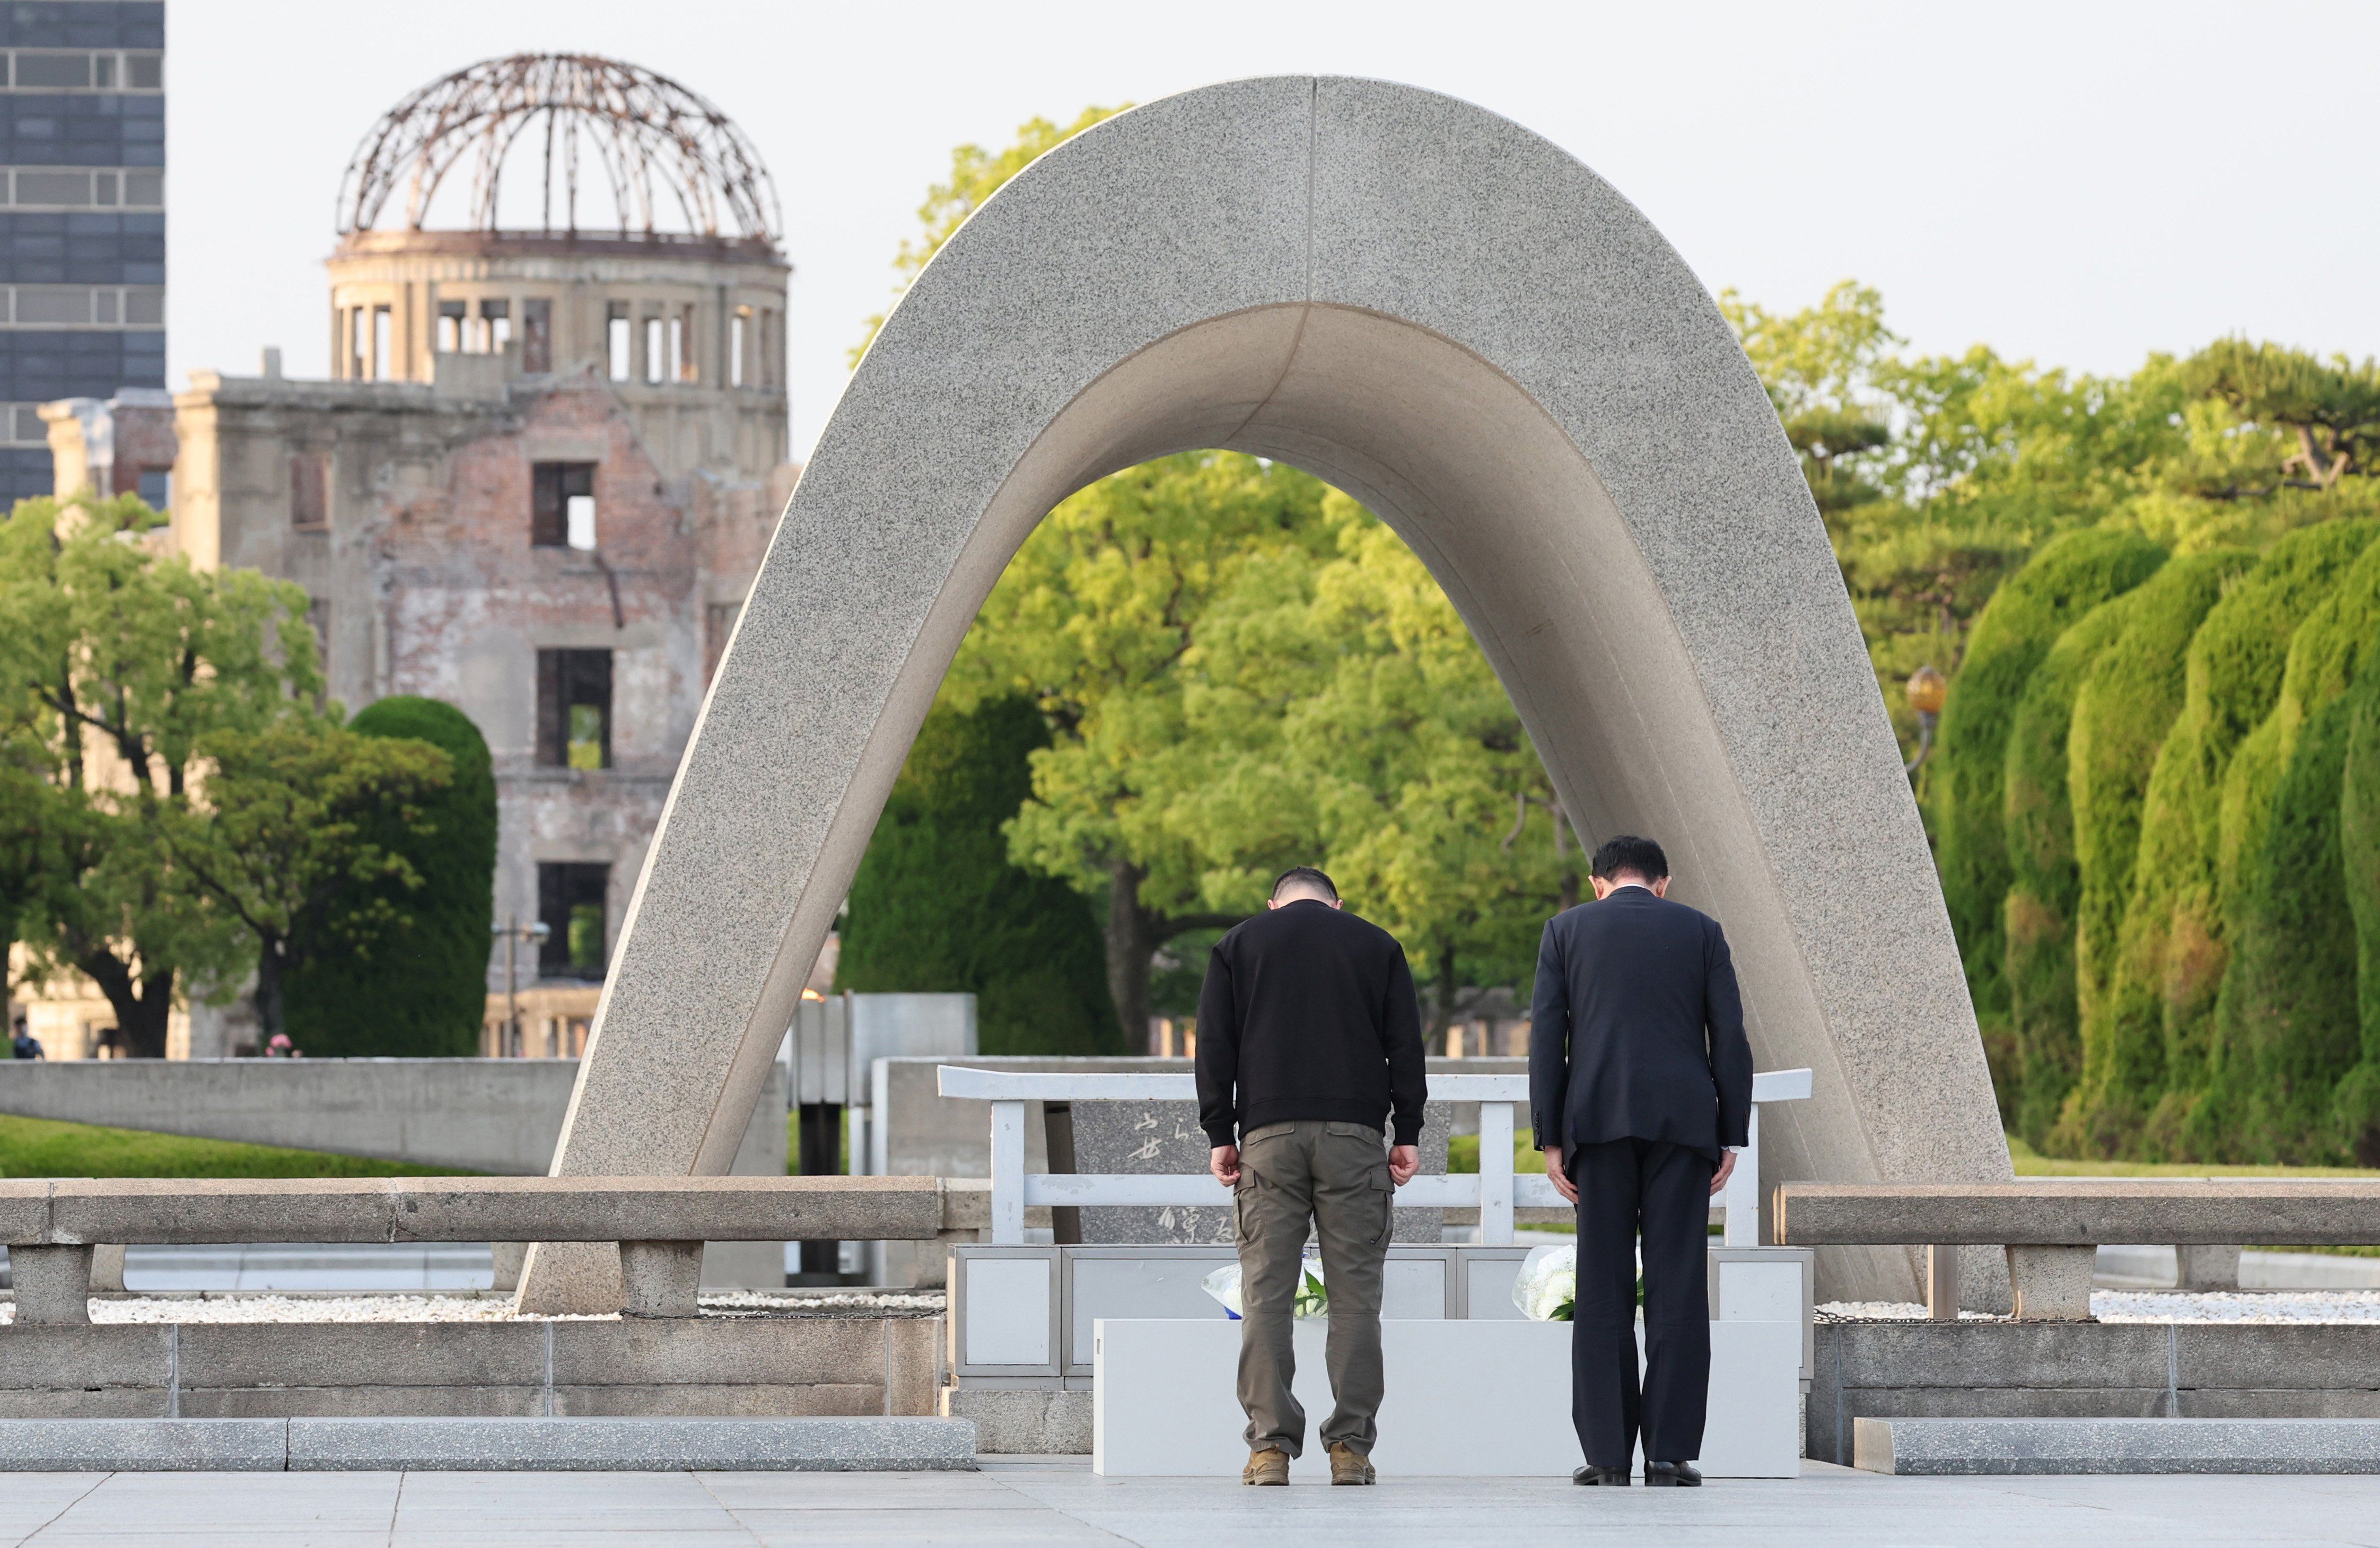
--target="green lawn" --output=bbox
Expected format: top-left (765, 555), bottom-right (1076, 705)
top-left (0, 1114), bottom-right (460, 1179)
top-left (2006, 1133), bottom-right (2380, 1178)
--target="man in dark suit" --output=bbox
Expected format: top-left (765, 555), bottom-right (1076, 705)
top-left (1528, 835), bottom-right (1753, 1488)
top-left (1197, 867), bottom-right (1426, 1488)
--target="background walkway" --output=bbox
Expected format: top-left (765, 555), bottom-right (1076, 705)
top-left (1, 1459), bottom-right (2375, 1545)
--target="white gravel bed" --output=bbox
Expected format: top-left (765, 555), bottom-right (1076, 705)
top-left (1820, 1291), bottom-right (2380, 1324)
top-left (0, 1289), bottom-right (948, 1324)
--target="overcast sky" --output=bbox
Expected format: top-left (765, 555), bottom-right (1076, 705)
top-left (170, 0), bottom-right (2379, 463)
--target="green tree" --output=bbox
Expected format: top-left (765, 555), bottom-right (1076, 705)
top-left (1179, 491), bottom-right (1568, 1044)
top-left (0, 494), bottom-right (320, 1056)
top-left (837, 694), bottom-right (1118, 1055)
top-left (163, 719), bottom-right (451, 1047)
top-left (283, 697), bottom-right (497, 1059)
top-left (2054, 550), bottom-right (2252, 1152)
top-left (955, 452), bottom-right (1337, 1042)
top-left (2175, 340), bottom-right (2380, 495)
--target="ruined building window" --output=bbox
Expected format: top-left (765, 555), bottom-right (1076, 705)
top-left (606, 303), bottom-right (631, 382)
top-left (530, 462), bottom-right (596, 549)
top-left (643, 315), bottom-right (664, 385)
top-left (730, 308), bottom-right (748, 388)
top-left (290, 452), bottom-right (329, 529)
top-left (522, 299), bottom-right (552, 374)
top-left (537, 862), bottom-right (611, 981)
top-left (436, 299), bottom-right (466, 354)
top-left (372, 306), bottom-right (391, 381)
top-left (677, 306), bottom-right (698, 382)
top-left (137, 469), bottom-right (169, 512)
top-left (347, 308), bottom-right (367, 380)
top-left (666, 312), bottom-right (685, 384)
top-left (480, 299), bottom-right (510, 354)
top-left (536, 649), bottom-right (612, 771)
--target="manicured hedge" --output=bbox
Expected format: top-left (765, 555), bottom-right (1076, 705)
top-left (2106, 521), bottom-right (2378, 1148)
top-left (2203, 541), bottom-right (2380, 1159)
top-left (2336, 674), bottom-right (2380, 1161)
top-left (283, 697), bottom-right (497, 1059)
top-left (2001, 594), bottom-right (2146, 1147)
top-left (2054, 550), bottom-right (2253, 1155)
top-left (836, 694), bottom-right (1121, 1055)
top-left (1930, 528), bottom-right (2167, 1014)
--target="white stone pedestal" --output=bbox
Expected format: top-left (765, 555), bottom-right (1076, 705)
top-left (1092, 1318), bottom-right (1801, 1477)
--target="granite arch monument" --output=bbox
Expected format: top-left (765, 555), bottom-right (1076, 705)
top-left (521, 76), bottom-right (2010, 1309)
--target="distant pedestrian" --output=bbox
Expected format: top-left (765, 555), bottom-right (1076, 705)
top-left (1530, 835), bottom-right (1754, 1489)
top-left (11, 1017), bottom-right (42, 1061)
top-left (1196, 866), bottom-right (1427, 1487)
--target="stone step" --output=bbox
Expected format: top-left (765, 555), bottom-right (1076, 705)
top-left (0, 1416), bottom-right (979, 1472)
top-left (1856, 1417), bottom-right (2380, 1475)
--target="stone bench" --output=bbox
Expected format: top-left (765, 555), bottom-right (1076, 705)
top-left (1773, 1180), bottom-right (2380, 1318)
top-left (1, 1176), bottom-right (985, 1324)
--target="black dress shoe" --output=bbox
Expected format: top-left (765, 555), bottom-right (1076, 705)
top-left (1571, 1465), bottom-right (1631, 1486)
top-left (1643, 1460), bottom-right (1702, 1487)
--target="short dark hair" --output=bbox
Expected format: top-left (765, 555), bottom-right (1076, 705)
top-left (1271, 865), bottom-right (1339, 902)
top-left (1590, 835), bottom-right (1669, 882)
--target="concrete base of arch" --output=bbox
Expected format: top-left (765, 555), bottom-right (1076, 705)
top-left (518, 75), bottom-right (2011, 1314)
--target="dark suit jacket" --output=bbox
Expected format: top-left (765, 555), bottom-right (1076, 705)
top-left (1527, 886), bottom-right (1753, 1162)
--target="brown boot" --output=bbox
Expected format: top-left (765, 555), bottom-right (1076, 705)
top-left (1243, 1447), bottom-right (1290, 1486)
top-left (1327, 1442), bottom-right (1376, 1485)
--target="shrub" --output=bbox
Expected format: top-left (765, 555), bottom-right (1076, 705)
top-left (2331, 673), bottom-right (2380, 1160)
top-left (836, 695), bottom-right (1121, 1055)
top-left (1930, 529), bottom-right (2167, 1014)
top-left (2053, 550), bottom-right (2253, 1153)
top-left (282, 697), bottom-right (498, 1058)
top-left (2001, 594), bottom-right (2142, 1147)
top-left (2107, 521), bottom-right (2378, 1147)
top-left (2204, 541), bottom-right (2380, 1159)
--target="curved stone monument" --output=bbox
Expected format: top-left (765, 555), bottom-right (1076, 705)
top-left (520, 76), bottom-right (2010, 1310)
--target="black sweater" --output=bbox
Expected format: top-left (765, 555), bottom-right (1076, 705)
top-left (1194, 900), bottom-right (1428, 1148)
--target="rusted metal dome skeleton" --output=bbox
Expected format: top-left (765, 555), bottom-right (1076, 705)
top-left (335, 53), bottom-right (782, 247)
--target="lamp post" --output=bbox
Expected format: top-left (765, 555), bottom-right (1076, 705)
top-left (1905, 664), bottom-right (1948, 778)
top-left (492, 917), bottom-right (553, 1056)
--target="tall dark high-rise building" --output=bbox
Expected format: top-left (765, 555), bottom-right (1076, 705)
top-left (0, 2), bottom-right (164, 506)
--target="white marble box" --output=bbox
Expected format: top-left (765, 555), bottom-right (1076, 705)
top-left (1092, 1317), bottom-right (1802, 1477)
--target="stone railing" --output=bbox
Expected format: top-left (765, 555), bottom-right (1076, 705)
top-left (0, 1176), bottom-right (983, 1324)
top-left (939, 1066), bottom-right (1814, 1246)
top-left (1773, 1179), bottom-right (2380, 1318)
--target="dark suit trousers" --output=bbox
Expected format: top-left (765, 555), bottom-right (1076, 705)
top-left (1569, 1138), bottom-right (1714, 1467)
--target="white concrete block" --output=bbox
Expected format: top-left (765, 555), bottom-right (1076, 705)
top-left (1092, 1317), bottom-right (1800, 1477)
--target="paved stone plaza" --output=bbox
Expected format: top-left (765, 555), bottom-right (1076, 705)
top-left (0, 1459), bottom-right (2371, 1545)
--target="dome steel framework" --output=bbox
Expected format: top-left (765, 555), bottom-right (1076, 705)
top-left (336, 53), bottom-right (782, 247)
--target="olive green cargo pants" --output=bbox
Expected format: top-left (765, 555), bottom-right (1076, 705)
top-left (1232, 1119), bottom-right (1394, 1457)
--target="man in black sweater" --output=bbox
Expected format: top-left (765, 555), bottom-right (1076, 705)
top-left (1529, 835), bottom-right (1753, 1489)
top-left (1196, 867), bottom-right (1426, 1487)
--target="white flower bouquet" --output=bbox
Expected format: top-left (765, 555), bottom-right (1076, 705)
top-left (1201, 1260), bottom-right (1329, 1319)
top-left (1511, 1243), bottom-right (1576, 1321)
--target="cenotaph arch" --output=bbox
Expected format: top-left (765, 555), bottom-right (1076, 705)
top-left (519, 76), bottom-right (2011, 1309)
